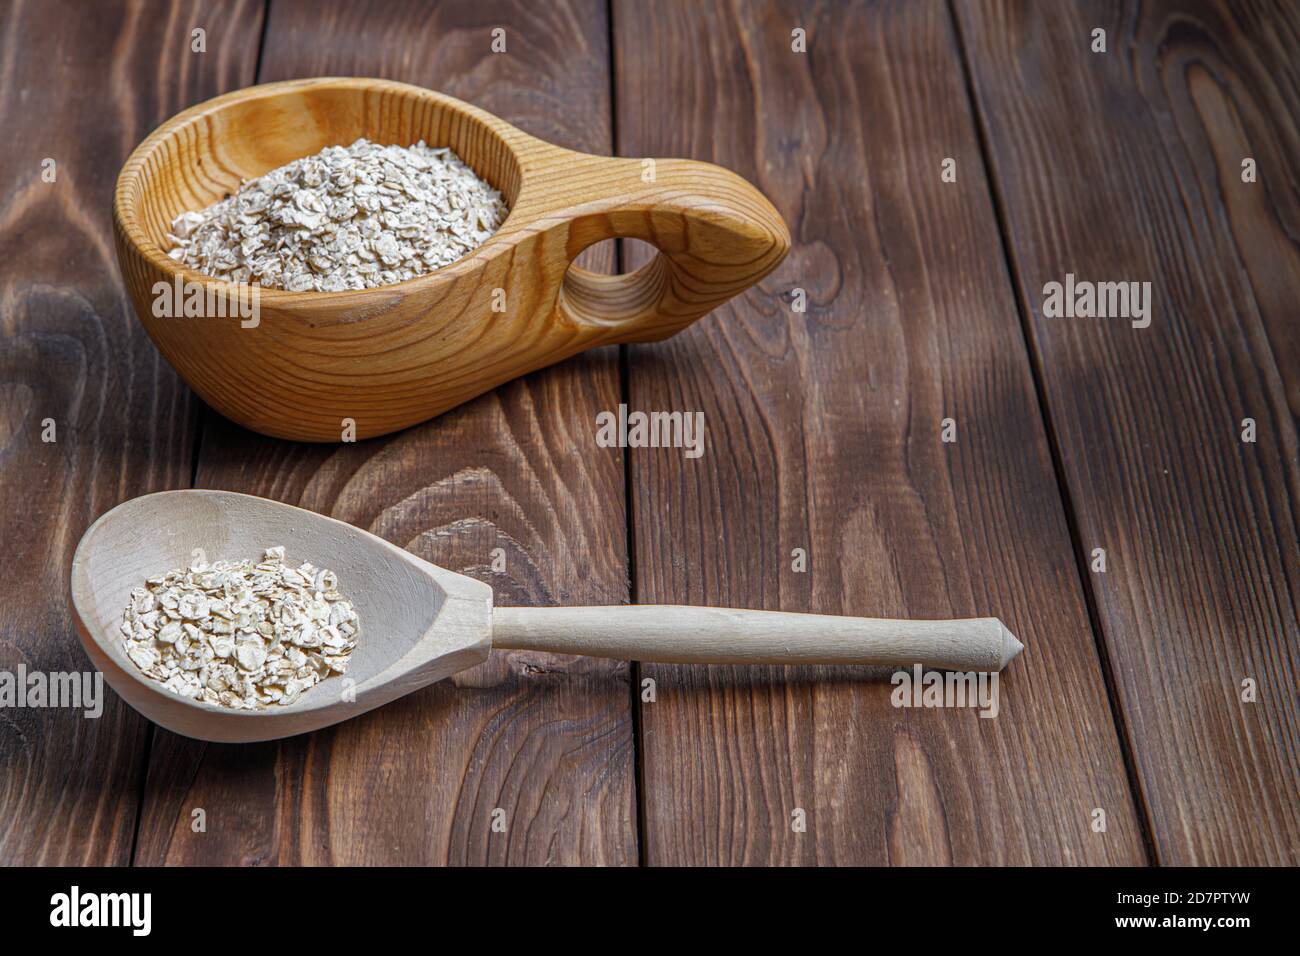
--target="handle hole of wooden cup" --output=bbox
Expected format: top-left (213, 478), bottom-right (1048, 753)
top-left (559, 240), bottom-right (671, 331)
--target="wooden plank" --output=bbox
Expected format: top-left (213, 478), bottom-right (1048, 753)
top-left (1182, 2), bottom-right (1300, 422)
top-left (955, 0), bottom-right (1300, 864)
top-left (133, 0), bottom-right (636, 865)
top-left (615, 0), bottom-right (1146, 864)
top-left (0, 0), bottom-right (264, 865)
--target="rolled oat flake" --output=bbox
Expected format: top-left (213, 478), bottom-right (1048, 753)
top-left (119, 547), bottom-right (360, 709)
top-left (167, 138), bottom-right (508, 292)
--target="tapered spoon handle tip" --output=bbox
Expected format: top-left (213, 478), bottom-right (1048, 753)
top-left (999, 622), bottom-right (1025, 668)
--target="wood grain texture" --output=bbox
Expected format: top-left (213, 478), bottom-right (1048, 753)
top-left (956, 0), bottom-right (1300, 864)
top-left (616, 0), bottom-right (1146, 865)
top-left (0, 0), bottom-right (264, 865)
top-left (1178, 1), bottom-right (1300, 427)
top-left (114, 78), bottom-right (788, 441)
top-left (133, 0), bottom-right (638, 865)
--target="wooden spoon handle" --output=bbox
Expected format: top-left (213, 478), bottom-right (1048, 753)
top-left (491, 606), bottom-right (1023, 671)
top-left (551, 157), bottom-right (791, 342)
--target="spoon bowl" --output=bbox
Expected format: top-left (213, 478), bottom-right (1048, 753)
top-left (113, 77), bottom-right (791, 441)
top-left (71, 490), bottom-right (492, 741)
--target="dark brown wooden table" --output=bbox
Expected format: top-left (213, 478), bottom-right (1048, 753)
top-left (1, 0), bottom-right (1295, 866)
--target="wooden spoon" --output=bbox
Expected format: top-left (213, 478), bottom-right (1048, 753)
top-left (71, 491), bottom-right (1023, 743)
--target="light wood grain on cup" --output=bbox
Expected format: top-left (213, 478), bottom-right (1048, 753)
top-left (113, 77), bottom-right (791, 441)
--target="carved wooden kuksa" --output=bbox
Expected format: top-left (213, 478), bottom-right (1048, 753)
top-left (113, 77), bottom-right (791, 441)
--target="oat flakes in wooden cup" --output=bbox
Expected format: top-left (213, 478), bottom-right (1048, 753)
top-left (113, 77), bottom-right (791, 442)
